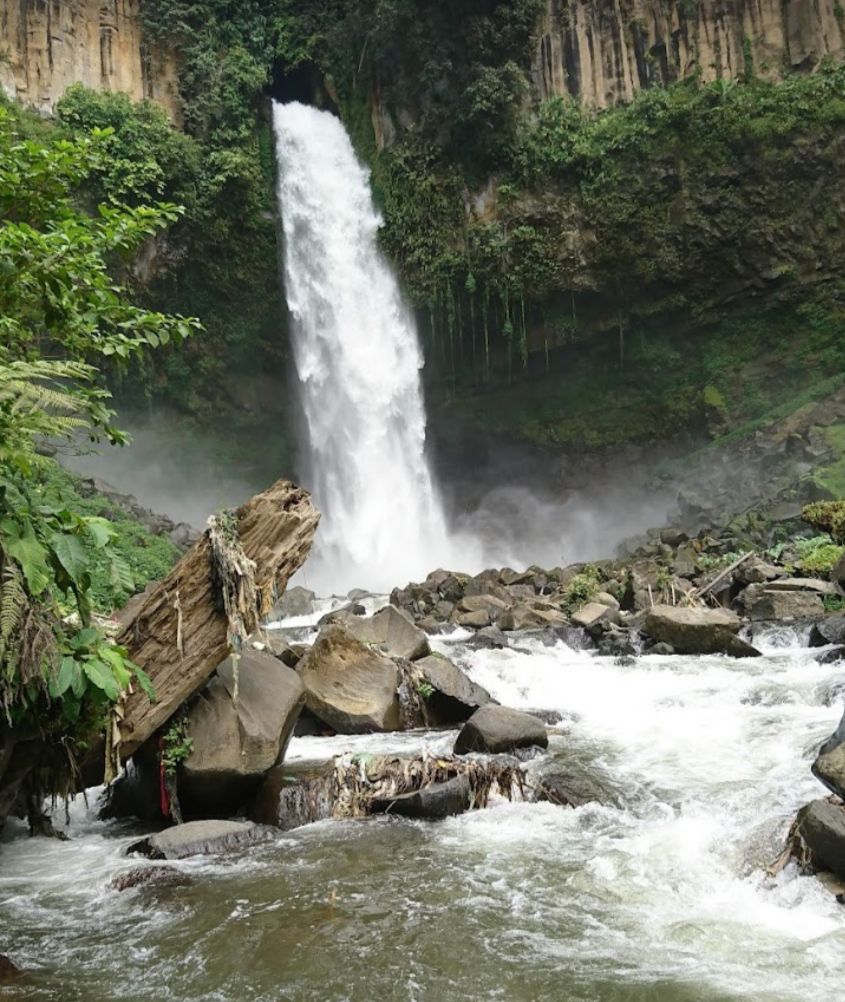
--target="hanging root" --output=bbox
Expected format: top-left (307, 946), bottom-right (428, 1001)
top-left (207, 510), bottom-right (260, 702)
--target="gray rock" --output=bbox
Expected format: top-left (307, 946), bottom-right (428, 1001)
top-left (109, 866), bottom-right (192, 892)
top-left (497, 604), bottom-right (568, 631)
top-left (532, 771), bottom-right (617, 808)
top-left (249, 630), bottom-right (302, 668)
top-left (810, 615), bottom-right (845, 647)
top-left (454, 705), bottom-right (548, 755)
top-left (453, 609), bottom-right (491, 629)
top-left (251, 767), bottom-right (334, 830)
top-left (766, 577), bottom-right (836, 594)
top-left (813, 710), bottom-right (845, 801)
top-left (572, 601), bottom-right (618, 629)
top-left (371, 774), bottom-right (472, 820)
top-left (415, 654), bottom-right (492, 726)
top-left (344, 604), bottom-right (431, 661)
top-left (273, 585), bottom-right (316, 619)
top-left (739, 585), bottom-right (824, 621)
top-left (181, 650), bottom-right (305, 817)
top-left (643, 604), bottom-right (744, 656)
top-left (467, 626), bottom-right (509, 649)
top-left (128, 820), bottom-right (276, 859)
top-left (795, 800), bottom-right (845, 880)
top-left (317, 602), bottom-right (366, 627)
top-left (458, 594), bottom-right (510, 618)
top-left (297, 625), bottom-right (401, 732)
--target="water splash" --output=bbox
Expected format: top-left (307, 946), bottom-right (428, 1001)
top-left (273, 101), bottom-right (474, 593)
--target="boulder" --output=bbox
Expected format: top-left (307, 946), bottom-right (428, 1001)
top-left (735, 556), bottom-right (781, 586)
top-left (249, 631), bottom-right (301, 668)
top-left (739, 587), bottom-right (824, 621)
top-left (643, 604), bottom-right (750, 656)
top-left (180, 650), bottom-right (305, 817)
top-left (795, 800), bottom-right (845, 880)
top-left (497, 604), bottom-right (568, 631)
top-left (810, 614), bottom-right (845, 647)
top-left (454, 705), bottom-right (548, 755)
top-left (273, 585), bottom-right (316, 619)
top-left (296, 625), bottom-right (401, 732)
top-left (816, 646), bottom-right (845, 666)
top-left (467, 626), bottom-right (509, 650)
top-left (812, 710), bottom-right (845, 801)
top-left (317, 602), bottom-right (366, 627)
top-left (532, 771), bottom-right (619, 808)
top-left (454, 609), bottom-right (491, 629)
top-left (415, 654), bottom-right (492, 726)
top-left (572, 601), bottom-right (618, 630)
top-left (343, 605), bottom-right (430, 661)
top-left (457, 594), bottom-right (510, 618)
top-left (766, 577), bottom-right (836, 595)
top-left (371, 775), bottom-right (472, 820)
top-left (128, 820), bottom-right (276, 859)
top-left (251, 767), bottom-right (334, 830)
top-left (109, 866), bottom-right (192, 892)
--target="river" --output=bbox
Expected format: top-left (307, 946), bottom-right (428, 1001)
top-left (2, 625), bottom-right (843, 1001)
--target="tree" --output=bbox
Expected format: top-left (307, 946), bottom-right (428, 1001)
top-left (0, 101), bottom-right (199, 794)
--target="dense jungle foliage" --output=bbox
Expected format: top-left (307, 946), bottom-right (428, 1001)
top-left (0, 99), bottom-right (191, 782)
top-left (56, 0), bottom-right (843, 454)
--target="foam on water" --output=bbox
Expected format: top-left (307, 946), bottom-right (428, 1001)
top-left (1, 640), bottom-right (844, 1000)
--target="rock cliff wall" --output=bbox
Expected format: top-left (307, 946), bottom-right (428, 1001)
top-left (533, 0), bottom-right (845, 107)
top-left (0, 0), bottom-right (178, 115)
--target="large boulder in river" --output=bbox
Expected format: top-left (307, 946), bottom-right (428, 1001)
top-left (497, 603), bottom-right (568, 631)
top-left (180, 650), bottom-right (305, 817)
top-left (737, 583), bottom-right (825, 621)
top-left (643, 604), bottom-right (755, 657)
top-left (297, 625), bottom-right (401, 732)
top-left (344, 605), bottom-right (430, 660)
top-left (810, 614), bottom-right (845, 647)
top-left (795, 800), bottom-right (845, 880)
top-left (454, 705), bottom-right (548, 755)
top-left (415, 654), bottom-right (492, 726)
top-left (272, 585), bottom-right (316, 620)
top-left (812, 709), bottom-right (845, 801)
top-left (129, 820), bottom-right (276, 859)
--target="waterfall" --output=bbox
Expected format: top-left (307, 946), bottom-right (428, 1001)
top-left (272, 101), bottom-right (469, 594)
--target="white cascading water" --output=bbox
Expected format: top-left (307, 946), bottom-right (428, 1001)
top-left (272, 101), bottom-right (473, 594)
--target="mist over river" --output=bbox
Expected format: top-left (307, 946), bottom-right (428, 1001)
top-left (2, 625), bottom-right (844, 1001)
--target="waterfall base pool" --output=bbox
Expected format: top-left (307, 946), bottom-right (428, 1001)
top-left (2, 633), bottom-right (844, 1001)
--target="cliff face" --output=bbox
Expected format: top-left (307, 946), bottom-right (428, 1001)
top-left (0, 0), bottom-right (178, 116)
top-left (533, 0), bottom-right (845, 107)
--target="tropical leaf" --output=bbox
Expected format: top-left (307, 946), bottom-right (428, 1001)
top-left (81, 657), bottom-right (120, 700)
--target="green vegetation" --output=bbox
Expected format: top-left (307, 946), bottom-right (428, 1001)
top-left (794, 535), bottom-right (845, 574)
top-left (563, 565), bottom-right (603, 611)
top-left (803, 501), bottom-right (845, 545)
top-left (0, 100), bottom-right (196, 789)
top-left (161, 717), bottom-right (194, 775)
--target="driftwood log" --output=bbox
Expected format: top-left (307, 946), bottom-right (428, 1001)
top-left (116, 480), bottom-right (319, 758)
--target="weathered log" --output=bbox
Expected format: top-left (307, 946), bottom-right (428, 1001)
top-left (116, 480), bottom-right (319, 758)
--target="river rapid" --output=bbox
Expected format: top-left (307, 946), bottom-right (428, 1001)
top-left (1, 623), bottom-right (844, 1001)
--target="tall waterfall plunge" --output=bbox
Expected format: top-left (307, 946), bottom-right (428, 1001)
top-left (273, 102), bottom-right (475, 593)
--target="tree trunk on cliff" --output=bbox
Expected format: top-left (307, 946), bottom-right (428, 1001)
top-left (115, 480), bottom-right (319, 759)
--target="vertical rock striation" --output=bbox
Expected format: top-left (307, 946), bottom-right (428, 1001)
top-left (533, 0), bottom-right (845, 107)
top-left (0, 0), bottom-right (178, 116)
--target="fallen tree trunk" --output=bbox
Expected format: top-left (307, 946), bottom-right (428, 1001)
top-left (116, 480), bottom-right (319, 758)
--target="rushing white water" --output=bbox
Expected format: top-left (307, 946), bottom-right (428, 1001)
top-left (273, 102), bottom-right (475, 593)
top-left (2, 631), bottom-right (844, 1000)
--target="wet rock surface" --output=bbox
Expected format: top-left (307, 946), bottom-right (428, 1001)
top-left (128, 820), bottom-right (277, 860)
top-left (454, 705), bottom-right (549, 755)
